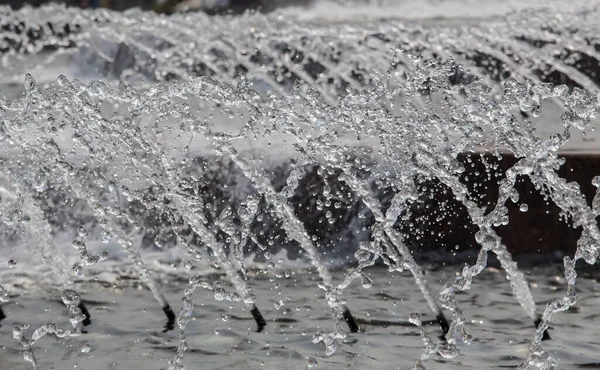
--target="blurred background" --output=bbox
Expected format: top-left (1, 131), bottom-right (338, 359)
top-left (0, 0), bottom-right (315, 14)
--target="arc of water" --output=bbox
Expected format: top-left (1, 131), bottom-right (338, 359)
top-left (71, 108), bottom-right (272, 369)
top-left (518, 170), bottom-right (599, 369)
top-left (115, 116), bottom-right (270, 334)
top-left (210, 136), bottom-right (360, 340)
top-left (262, 57), bottom-right (495, 343)
top-left (382, 54), bottom-right (549, 344)
top-left (41, 142), bottom-right (177, 331)
top-left (470, 151), bottom-right (591, 369)
top-left (17, 74), bottom-right (267, 339)
top-left (156, 183), bottom-right (269, 332)
top-left (406, 70), bottom-right (592, 348)
top-left (142, 77), bottom-right (363, 343)
top-left (485, 88), bottom-right (600, 367)
top-left (474, 26), bottom-right (597, 91)
top-left (413, 151), bottom-right (542, 341)
top-left (1, 80), bottom-right (177, 332)
top-left (117, 183), bottom-right (268, 369)
top-left (281, 37), bottom-right (364, 92)
top-left (337, 156), bottom-right (451, 335)
top-left (0, 126), bottom-right (99, 329)
top-left (264, 99), bottom-right (451, 337)
top-left (83, 80), bottom-right (270, 336)
top-left (207, 38), bottom-right (288, 94)
top-left (252, 37), bottom-right (338, 105)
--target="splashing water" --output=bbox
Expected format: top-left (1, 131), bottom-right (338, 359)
top-left (1, 2), bottom-right (600, 370)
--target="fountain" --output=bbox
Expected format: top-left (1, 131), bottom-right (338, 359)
top-left (0, 1), bottom-right (599, 369)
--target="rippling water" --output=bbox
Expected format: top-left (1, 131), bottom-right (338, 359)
top-left (3, 266), bottom-right (600, 369)
top-left (1, 1), bottom-right (600, 369)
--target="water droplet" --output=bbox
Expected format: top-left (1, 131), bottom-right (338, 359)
top-left (24, 73), bottom-right (36, 91)
top-left (73, 263), bottom-right (83, 276)
top-left (81, 343), bottom-right (92, 353)
top-left (438, 343), bottom-right (460, 358)
top-left (361, 275), bottom-right (373, 289)
top-left (78, 226), bottom-right (88, 238)
top-left (306, 356), bottom-right (318, 368)
top-left (408, 313), bottom-right (422, 326)
top-left (7, 260), bottom-right (17, 268)
top-left (0, 285), bottom-right (9, 303)
top-left (61, 289), bottom-right (81, 306)
top-left (72, 240), bottom-right (85, 250)
top-left (354, 248), bottom-right (371, 263)
top-left (519, 204), bottom-right (529, 212)
top-left (57, 75), bottom-right (70, 86)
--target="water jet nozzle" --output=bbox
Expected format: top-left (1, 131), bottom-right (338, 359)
top-left (0, 305), bottom-right (6, 325)
top-left (251, 305), bottom-right (267, 332)
top-left (437, 313), bottom-right (450, 337)
top-left (162, 304), bottom-right (176, 332)
top-left (342, 306), bottom-right (359, 333)
top-left (78, 302), bottom-right (92, 327)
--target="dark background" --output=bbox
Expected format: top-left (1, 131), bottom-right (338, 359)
top-left (0, 0), bottom-right (313, 13)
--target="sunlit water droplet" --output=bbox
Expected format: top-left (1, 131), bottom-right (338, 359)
top-left (306, 356), bottom-right (318, 368)
top-left (81, 343), bottom-right (92, 353)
